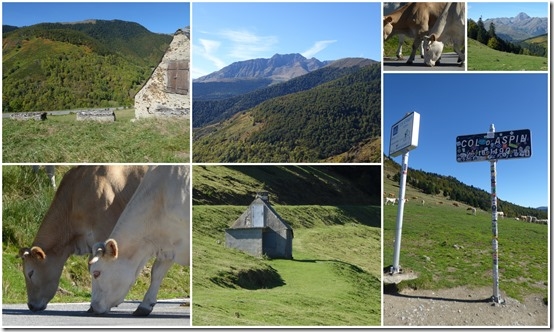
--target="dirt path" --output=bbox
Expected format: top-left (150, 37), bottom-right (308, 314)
top-left (383, 286), bottom-right (548, 327)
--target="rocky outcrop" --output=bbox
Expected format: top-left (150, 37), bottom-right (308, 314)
top-left (134, 27), bottom-right (190, 119)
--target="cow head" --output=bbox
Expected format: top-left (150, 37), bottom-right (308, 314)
top-left (423, 34), bottom-right (443, 67)
top-left (19, 246), bottom-right (65, 312)
top-left (383, 16), bottom-right (394, 40)
top-left (88, 239), bottom-right (135, 315)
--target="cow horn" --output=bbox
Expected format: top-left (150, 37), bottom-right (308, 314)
top-left (89, 243), bottom-right (106, 265)
top-left (18, 248), bottom-right (30, 259)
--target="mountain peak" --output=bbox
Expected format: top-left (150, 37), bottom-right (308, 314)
top-left (194, 53), bottom-right (326, 83)
top-left (515, 12), bottom-right (530, 21)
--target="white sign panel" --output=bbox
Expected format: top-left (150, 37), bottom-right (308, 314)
top-left (389, 112), bottom-right (420, 157)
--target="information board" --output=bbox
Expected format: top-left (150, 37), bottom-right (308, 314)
top-left (456, 129), bottom-right (531, 162)
top-left (389, 112), bottom-right (420, 157)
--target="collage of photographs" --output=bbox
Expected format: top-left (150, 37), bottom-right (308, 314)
top-left (0, 1), bottom-right (550, 328)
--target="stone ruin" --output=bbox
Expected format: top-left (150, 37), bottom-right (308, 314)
top-left (134, 27), bottom-right (190, 119)
top-left (9, 112), bottom-right (48, 121)
top-left (76, 110), bottom-right (116, 122)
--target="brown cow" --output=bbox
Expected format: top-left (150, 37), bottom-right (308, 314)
top-left (18, 165), bottom-right (149, 312)
top-left (383, 2), bottom-right (449, 64)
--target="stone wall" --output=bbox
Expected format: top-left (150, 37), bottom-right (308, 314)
top-left (76, 110), bottom-right (116, 122)
top-left (8, 112), bottom-right (47, 121)
top-left (134, 28), bottom-right (190, 119)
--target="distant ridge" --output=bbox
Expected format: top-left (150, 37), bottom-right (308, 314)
top-left (194, 53), bottom-right (330, 83)
top-left (483, 12), bottom-right (548, 41)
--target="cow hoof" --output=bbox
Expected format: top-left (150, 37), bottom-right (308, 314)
top-left (133, 306), bottom-right (153, 316)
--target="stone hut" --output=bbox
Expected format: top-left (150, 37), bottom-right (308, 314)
top-left (225, 192), bottom-right (293, 259)
top-left (134, 27), bottom-right (190, 119)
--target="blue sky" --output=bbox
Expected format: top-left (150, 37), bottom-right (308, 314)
top-left (2, 2), bottom-right (190, 34)
top-left (467, 2), bottom-right (549, 21)
top-left (384, 74), bottom-right (549, 209)
top-left (191, 2), bottom-right (381, 79)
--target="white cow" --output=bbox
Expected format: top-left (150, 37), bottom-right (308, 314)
top-left (497, 211), bottom-right (505, 219)
top-left (423, 2), bottom-right (465, 67)
top-left (385, 197), bottom-right (396, 205)
top-left (88, 165), bottom-right (190, 316)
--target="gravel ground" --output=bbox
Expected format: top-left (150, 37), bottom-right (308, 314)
top-left (383, 286), bottom-right (548, 327)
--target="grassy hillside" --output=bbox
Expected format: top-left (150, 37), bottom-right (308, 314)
top-left (192, 64), bottom-right (381, 163)
top-left (2, 20), bottom-right (172, 112)
top-left (2, 166), bottom-right (189, 305)
top-left (192, 165), bottom-right (382, 326)
top-left (382, 162), bottom-right (548, 303)
top-left (2, 109), bottom-right (189, 163)
top-left (467, 38), bottom-right (548, 71)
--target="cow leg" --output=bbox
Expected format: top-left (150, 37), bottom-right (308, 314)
top-left (396, 35), bottom-right (404, 59)
top-left (45, 165), bottom-right (56, 188)
top-left (406, 37), bottom-right (421, 64)
top-left (454, 42), bottom-right (465, 66)
top-left (133, 258), bottom-right (173, 316)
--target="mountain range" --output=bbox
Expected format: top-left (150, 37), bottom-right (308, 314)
top-left (193, 53), bottom-right (334, 101)
top-left (483, 12), bottom-right (548, 41)
top-left (192, 54), bottom-right (381, 163)
top-left (194, 53), bottom-right (330, 83)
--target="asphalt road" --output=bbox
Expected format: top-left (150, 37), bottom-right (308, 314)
top-left (383, 52), bottom-right (465, 72)
top-left (2, 299), bottom-right (190, 327)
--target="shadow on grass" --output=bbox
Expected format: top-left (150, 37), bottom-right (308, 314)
top-left (210, 266), bottom-right (286, 290)
top-left (384, 283), bottom-right (491, 304)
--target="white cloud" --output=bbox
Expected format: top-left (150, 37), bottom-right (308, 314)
top-left (218, 28), bottom-right (278, 60)
top-left (196, 38), bottom-right (226, 69)
top-left (301, 40), bottom-right (337, 58)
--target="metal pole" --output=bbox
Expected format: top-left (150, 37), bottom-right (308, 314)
top-left (488, 124), bottom-right (504, 304)
top-left (391, 151), bottom-right (409, 274)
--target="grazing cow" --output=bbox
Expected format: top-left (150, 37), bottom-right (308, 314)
top-left (453, 202), bottom-right (459, 207)
top-left (18, 166), bottom-right (149, 312)
top-left (88, 165), bottom-right (190, 316)
top-left (31, 165), bottom-right (56, 188)
top-left (385, 197), bottom-right (396, 205)
top-left (383, 2), bottom-right (449, 64)
top-left (467, 207), bottom-right (476, 215)
top-left (497, 211), bottom-right (505, 219)
top-left (423, 2), bottom-right (465, 67)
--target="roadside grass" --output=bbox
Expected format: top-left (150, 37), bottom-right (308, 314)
top-left (383, 175), bottom-right (548, 302)
top-left (192, 205), bottom-right (381, 326)
top-left (2, 165), bottom-right (189, 305)
top-left (467, 38), bottom-right (548, 71)
top-left (2, 109), bottom-right (190, 163)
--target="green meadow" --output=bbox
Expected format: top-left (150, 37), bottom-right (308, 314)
top-left (467, 38), bottom-right (548, 71)
top-left (383, 173), bottom-right (548, 303)
top-left (2, 109), bottom-right (189, 163)
top-left (192, 205), bottom-right (382, 326)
